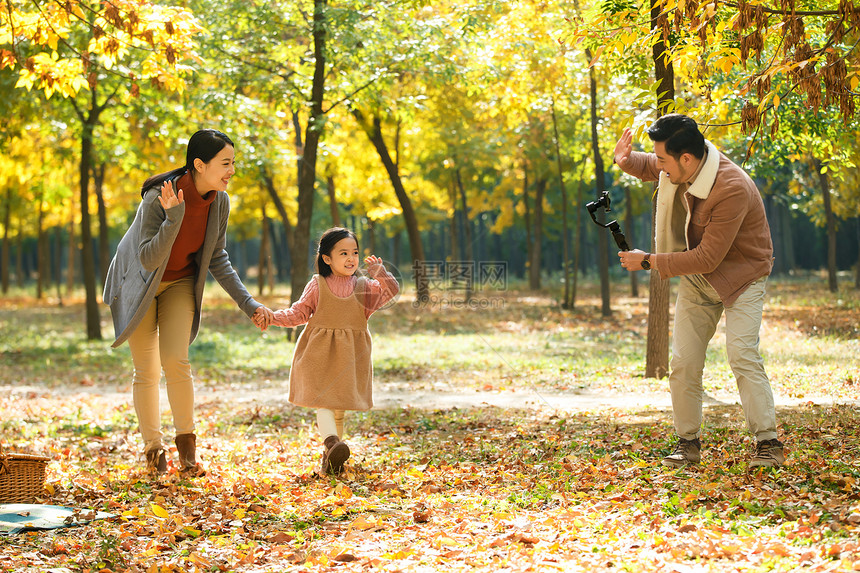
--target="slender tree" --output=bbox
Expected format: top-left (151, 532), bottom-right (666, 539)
top-left (351, 108), bottom-right (428, 299)
top-left (645, 0), bottom-right (674, 378)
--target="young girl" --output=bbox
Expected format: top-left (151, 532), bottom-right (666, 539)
top-left (257, 227), bottom-right (399, 474)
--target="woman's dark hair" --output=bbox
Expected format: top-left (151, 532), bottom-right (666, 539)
top-left (316, 227), bottom-right (359, 277)
top-left (645, 114), bottom-right (705, 160)
top-left (141, 129), bottom-right (235, 195)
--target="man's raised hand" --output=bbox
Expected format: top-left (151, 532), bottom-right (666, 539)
top-left (613, 128), bottom-right (633, 169)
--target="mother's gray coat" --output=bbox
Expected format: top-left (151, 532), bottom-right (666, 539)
top-left (103, 179), bottom-right (261, 348)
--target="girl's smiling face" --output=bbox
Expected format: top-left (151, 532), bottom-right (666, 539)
top-left (322, 236), bottom-right (360, 277)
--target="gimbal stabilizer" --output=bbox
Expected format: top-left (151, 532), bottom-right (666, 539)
top-left (585, 191), bottom-right (630, 252)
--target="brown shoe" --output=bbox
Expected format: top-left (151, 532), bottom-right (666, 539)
top-left (320, 435), bottom-right (350, 475)
top-left (750, 438), bottom-right (785, 468)
top-left (175, 433), bottom-right (205, 477)
top-left (145, 447), bottom-right (167, 475)
top-left (662, 437), bottom-right (701, 468)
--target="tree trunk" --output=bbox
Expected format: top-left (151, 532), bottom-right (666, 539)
top-left (587, 64), bottom-right (611, 317)
top-left (855, 218), bottom-right (860, 289)
top-left (260, 166), bottom-right (294, 248)
top-left (572, 176), bottom-right (585, 308)
top-left (551, 101), bottom-right (573, 308)
top-left (367, 218), bottom-right (376, 254)
top-left (766, 194), bottom-right (795, 276)
top-left (529, 177), bottom-right (545, 291)
top-left (456, 167), bottom-right (473, 300)
top-left (326, 175), bottom-right (341, 227)
top-left (54, 226), bottom-right (64, 305)
top-left (449, 184), bottom-right (459, 263)
top-left (80, 114), bottom-right (102, 339)
top-left (352, 109), bottom-right (427, 299)
top-left (812, 157), bottom-right (838, 292)
top-left (94, 162), bottom-right (109, 288)
top-left (646, 198), bottom-right (670, 379)
top-left (645, 0), bottom-right (674, 379)
top-left (16, 224), bottom-right (23, 288)
top-left (1, 187), bottom-right (10, 294)
top-left (522, 160), bottom-right (532, 282)
top-left (392, 231), bottom-right (401, 269)
top-left (259, 205), bottom-right (270, 296)
top-left (249, 135), bottom-right (292, 283)
top-left (67, 193), bottom-right (76, 295)
top-left (764, 194), bottom-right (782, 275)
top-left (37, 197), bottom-right (46, 299)
top-left (289, 0), bottom-right (328, 306)
top-left (625, 186), bottom-right (639, 297)
top-left (780, 201), bottom-right (796, 274)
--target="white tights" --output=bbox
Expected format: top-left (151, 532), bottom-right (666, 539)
top-left (316, 409), bottom-right (346, 440)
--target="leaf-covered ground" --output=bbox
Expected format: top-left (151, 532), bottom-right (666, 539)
top-left (1, 278), bottom-right (859, 572)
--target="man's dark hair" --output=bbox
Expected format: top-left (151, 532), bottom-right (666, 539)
top-left (646, 114), bottom-right (705, 160)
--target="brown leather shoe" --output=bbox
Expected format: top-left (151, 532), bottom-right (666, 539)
top-left (320, 435), bottom-right (350, 475)
top-left (145, 447), bottom-right (167, 475)
top-left (175, 433), bottom-right (205, 477)
top-left (662, 437), bottom-right (701, 468)
top-left (750, 438), bottom-right (785, 468)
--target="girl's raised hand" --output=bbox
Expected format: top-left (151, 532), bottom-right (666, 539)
top-left (364, 255), bottom-right (384, 275)
top-left (158, 180), bottom-right (185, 209)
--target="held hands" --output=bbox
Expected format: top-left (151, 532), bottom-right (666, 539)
top-left (618, 249), bottom-right (649, 272)
top-left (613, 128), bottom-right (633, 169)
top-left (158, 180), bottom-right (185, 209)
top-left (252, 306), bottom-right (275, 331)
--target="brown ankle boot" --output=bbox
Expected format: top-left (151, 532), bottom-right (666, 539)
top-left (320, 435), bottom-right (350, 475)
top-left (145, 447), bottom-right (167, 475)
top-left (175, 433), bottom-right (205, 477)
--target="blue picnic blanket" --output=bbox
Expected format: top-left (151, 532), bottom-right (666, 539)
top-left (0, 504), bottom-right (113, 535)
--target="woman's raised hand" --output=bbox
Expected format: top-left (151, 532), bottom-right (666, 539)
top-left (158, 180), bottom-right (185, 209)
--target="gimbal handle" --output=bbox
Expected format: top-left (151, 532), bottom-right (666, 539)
top-left (606, 221), bottom-right (630, 252)
top-left (586, 196), bottom-right (631, 252)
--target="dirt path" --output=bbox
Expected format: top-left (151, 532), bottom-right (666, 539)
top-left (5, 380), bottom-right (852, 414)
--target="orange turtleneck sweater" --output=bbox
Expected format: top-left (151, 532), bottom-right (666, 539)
top-left (161, 171), bottom-right (216, 282)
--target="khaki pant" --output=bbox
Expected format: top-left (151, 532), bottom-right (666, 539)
top-left (669, 274), bottom-right (777, 441)
top-left (127, 276), bottom-right (196, 453)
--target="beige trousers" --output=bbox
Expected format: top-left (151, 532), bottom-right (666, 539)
top-left (669, 274), bottom-right (777, 442)
top-left (127, 276), bottom-right (196, 453)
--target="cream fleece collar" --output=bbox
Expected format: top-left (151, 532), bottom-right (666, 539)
top-left (655, 140), bottom-right (719, 253)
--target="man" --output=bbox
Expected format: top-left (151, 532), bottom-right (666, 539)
top-left (613, 113), bottom-right (783, 468)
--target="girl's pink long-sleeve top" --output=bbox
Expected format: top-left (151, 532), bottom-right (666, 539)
top-left (270, 269), bottom-right (399, 328)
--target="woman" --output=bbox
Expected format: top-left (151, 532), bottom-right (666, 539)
top-left (103, 129), bottom-right (273, 475)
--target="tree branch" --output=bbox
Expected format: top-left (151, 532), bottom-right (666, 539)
top-left (209, 42), bottom-right (305, 97)
top-left (721, 1), bottom-right (855, 17)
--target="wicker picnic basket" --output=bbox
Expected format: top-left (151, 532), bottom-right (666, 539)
top-left (0, 446), bottom-right (51, 504)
